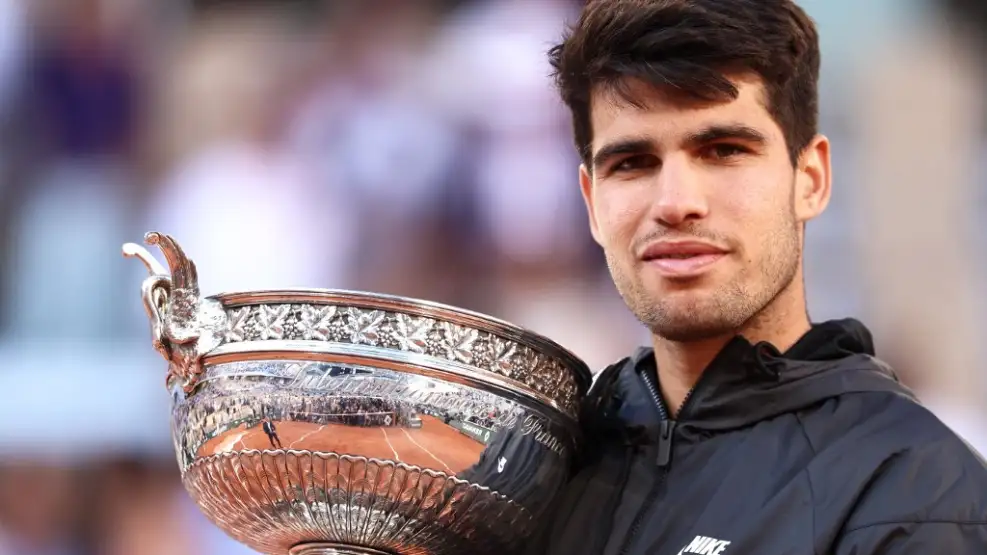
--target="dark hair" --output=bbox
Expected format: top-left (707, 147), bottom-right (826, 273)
top-left (549, 0), bottom-right (821, 167)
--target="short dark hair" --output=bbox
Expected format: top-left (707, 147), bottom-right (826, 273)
top-left (549, 0), bottom-right (821, 167)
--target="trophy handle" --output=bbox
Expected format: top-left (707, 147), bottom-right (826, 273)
top-left (122, 241), bottom-right (173, 362)
top-left (123, 232), bottom-right (226, 393)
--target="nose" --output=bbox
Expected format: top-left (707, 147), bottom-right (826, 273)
top-left (650, 156), bottom-right (709, 227)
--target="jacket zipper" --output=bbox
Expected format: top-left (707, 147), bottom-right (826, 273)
top-left (615, 367), bottom-right (700, 555)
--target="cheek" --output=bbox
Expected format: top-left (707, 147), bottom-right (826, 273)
top-left (719, 169), bottom-right (792, 221)
top-left (595, 190), bottom-right (648, 252)
top-left (711, 172), bottom-right (793, 257)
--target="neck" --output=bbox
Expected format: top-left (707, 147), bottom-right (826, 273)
top-left (651, 273), bottom-right (811, 416)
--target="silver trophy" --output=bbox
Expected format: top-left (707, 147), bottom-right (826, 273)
top-left (123, 232), bottom-right (590, 555)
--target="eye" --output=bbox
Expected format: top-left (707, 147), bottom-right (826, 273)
top-left (610, 155), bottom-right (659, 175)
top-left (701, 143), bottom-right (751, 161)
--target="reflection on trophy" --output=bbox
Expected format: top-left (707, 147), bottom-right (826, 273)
top-left (123, 232), bottom-right (591, 555)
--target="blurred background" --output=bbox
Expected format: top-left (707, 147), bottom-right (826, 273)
top-left (0, 0), bottom-right (983, 553)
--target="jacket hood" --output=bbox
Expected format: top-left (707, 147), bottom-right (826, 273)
top-left (586, 319), bottom-right (915, 440)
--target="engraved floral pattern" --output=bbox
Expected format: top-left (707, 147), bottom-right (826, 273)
top-left (440, 322), bottom-right (478, 364)
top-left (220, 303), bottom-right (583, 416)
top-left (226, 307), bottom-right (251, 342)
top-left (256, 304), bottom-right (291, 340)
top-left (393, 313), bottom-right (432, 354)
top-left (300, 305), bottom-right (336, 341)
top-left (347, 308), bottom-right (385, 345)
top-left (490, 336), bottom-right (517, 377)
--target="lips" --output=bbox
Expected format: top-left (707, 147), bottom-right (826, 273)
top-left (640, 241), bottom-right (728, 278)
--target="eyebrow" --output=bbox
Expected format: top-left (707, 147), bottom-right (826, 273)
top-left (590, 124), bottom-right (769, 171)
top-left (683, 124), bottom-right (768, 149)
top-left (591, 137), bottom-right (654, 171)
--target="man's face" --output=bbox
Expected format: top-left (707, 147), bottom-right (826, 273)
top-left (581, 75), bottom-right (830, 341)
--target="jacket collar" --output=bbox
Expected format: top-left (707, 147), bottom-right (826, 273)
top-left (590, 319), bottom-right (914, 438)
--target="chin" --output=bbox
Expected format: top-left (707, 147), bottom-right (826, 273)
top-left (654, 279), bottom-right (721, 303)
top-left (636, 288), bottom-right (755, 342)
top-left (658, 296), bottom-right (719, 322)
top-left (651, 321), bottom-right (738, 343)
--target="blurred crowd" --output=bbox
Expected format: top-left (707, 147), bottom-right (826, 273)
top-left (0, 0), bottom-right (983, 554)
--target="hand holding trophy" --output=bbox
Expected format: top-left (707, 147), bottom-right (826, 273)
top-left (123, 232), bottom-right (590, 555)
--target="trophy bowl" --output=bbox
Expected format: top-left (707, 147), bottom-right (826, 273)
top-left (123, 232), bottom-right (591, 555)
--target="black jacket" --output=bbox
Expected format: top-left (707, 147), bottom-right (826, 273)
top-left (526, 319), bottom-right (987, 554)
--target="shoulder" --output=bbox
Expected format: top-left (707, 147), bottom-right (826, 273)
top-left (856, 398), bottom-right (987, 524)
top-left (802, 385), bottom-right (987, 529)
top-left (584, 348), bottom-right (649, 409)
top-left (826, 395), bottom-right (987, 552)
top-left (576, 348), bottom-right (656, 448)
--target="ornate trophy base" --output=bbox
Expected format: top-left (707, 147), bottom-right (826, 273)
top-left (290, 543), bottom-right (393, 555)
top-left (182, 449), bottom-right (534, 554)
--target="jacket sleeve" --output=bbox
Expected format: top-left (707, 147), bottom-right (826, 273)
top-left (834, 521), bottom-right (987, 554)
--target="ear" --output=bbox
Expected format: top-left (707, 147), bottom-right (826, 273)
top-left (580, 164), bottom-right (604, 246)
top-left (794, 134), bottom-right (832, 223)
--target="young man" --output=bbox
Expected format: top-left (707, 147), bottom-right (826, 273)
top-left (262, 419), bottom-right (283, 449)
top-left (526, 1), bottom-right (987, 553)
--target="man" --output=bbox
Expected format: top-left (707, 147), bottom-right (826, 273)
top-left (525, 1), bottom-right (987, 554)
top-left (262, 418), bottom-right (283, 449)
